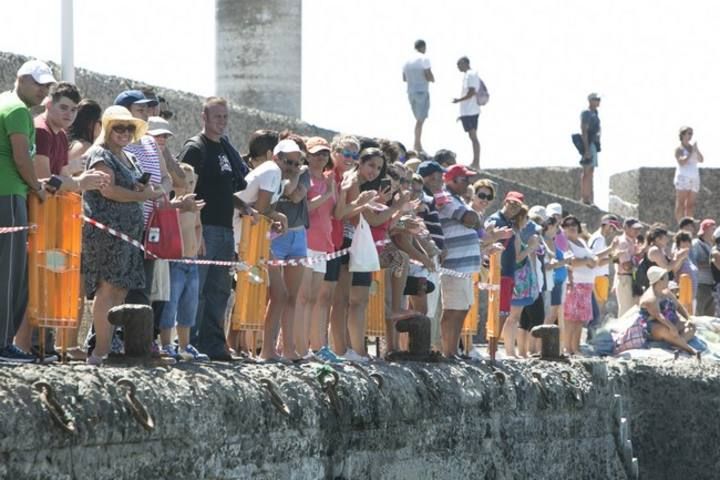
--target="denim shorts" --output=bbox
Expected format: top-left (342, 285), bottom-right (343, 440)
top-left (551, 281), bottom-right (564, 306)
top-left (408, 91), bottom-right (430, 120)
top-left (159, 261), bottom-right (199, 329)
top-left (271, 228), bottom-right (307, 260)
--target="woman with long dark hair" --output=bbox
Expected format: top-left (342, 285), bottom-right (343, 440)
top-left (66, 99), bottom-right (102, 175)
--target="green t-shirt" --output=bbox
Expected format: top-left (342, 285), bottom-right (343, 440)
top-left (0, 91), bottom-right (35, 197)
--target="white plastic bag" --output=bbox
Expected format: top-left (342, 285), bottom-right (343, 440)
top-left (349, 214), bottom-right (380, 273)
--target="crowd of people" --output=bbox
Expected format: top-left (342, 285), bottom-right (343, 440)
top-left (0, 59), bottom-right (717, 365)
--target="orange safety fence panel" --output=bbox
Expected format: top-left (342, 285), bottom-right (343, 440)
top-left (678, 273), bottom-right (693, 315)
top-left (365, 270), bottom-right (386, 338)
top-left (461, 272), bottom-right (481, 353)
top-left (594, 275), bottom-right (609, 302)
top-left (485, 252), bottom-right (501, 341)
top-left (232, 215), bottom-right (271, 331)
top-left (27, 193), bottom-right (82, 329)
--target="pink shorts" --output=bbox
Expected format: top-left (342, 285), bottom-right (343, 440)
top-left (563, 283), bottom-right (594, 324)
top-left (499, 276), bottom-right (514, 316)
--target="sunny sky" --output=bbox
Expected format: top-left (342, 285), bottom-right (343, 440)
top-left (3, 0), bottom-right (720, 209)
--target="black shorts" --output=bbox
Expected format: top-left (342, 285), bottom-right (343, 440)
top-left (324, 256), bottom-right (342, 282)
top-left (334, 237), bottom-right (373, 287)
top-left (460, 114), bottom-right (479, 132)
top-left (519, 294), bottom-right (545, 332)
top-left (404, 276), bottom-right (436, 296)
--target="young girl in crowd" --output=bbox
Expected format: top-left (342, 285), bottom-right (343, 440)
top-left (158, 164), bottom-right (208, 361)
top-left (562, 215), bottom-right (598, 355)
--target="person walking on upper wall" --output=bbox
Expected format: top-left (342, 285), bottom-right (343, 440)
top-left (403, 39), bottom-right (434, 154)
top-left (579, 93), bottom-right (601, 205)
top-left (452, 56), bottom-right (482, 170)
top-left (674, 126), bottom-right (704, 223)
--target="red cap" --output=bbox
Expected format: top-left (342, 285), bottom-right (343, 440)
top-left (306, 136), bottom-right (331, 154)
top-left (699, 218), bottom-right (717, 235)
top-left (443, 164), bottom-right (474, 183)
top-left (504, 191), bottom-right (525, 203)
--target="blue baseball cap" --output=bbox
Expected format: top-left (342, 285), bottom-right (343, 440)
top-left (114, 90), bottom-right (158, 108)
top-left (417, 161), bottom-right (446, 178)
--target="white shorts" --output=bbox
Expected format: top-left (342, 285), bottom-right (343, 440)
top-left (440, 274), bottom-right (475, 311)
top-left (306, 248), bottom-right (327, 274)
top-left (674, 175), bottom-right (700, 193)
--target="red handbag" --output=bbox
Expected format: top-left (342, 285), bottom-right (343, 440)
top-left (144, 195), bottom-right (184, 259)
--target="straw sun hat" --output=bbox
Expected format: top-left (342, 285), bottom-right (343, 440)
top-left (101, 105), bottom-right (148, 142)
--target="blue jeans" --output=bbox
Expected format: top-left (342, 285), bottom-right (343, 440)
top-left (191, 225), bottom-right (234, 356)
top-left (159, 262), bottom-right (199, 329)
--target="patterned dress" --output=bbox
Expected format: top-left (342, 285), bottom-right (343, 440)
top-left (82, 146), bottom-right (145, 297)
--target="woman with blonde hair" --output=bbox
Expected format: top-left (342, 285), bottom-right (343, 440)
top-left (82, 106), bottom-right (163, 365)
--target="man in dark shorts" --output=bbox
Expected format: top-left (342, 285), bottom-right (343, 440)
top-left (580, 92), bottom-right (601, 204)
top-left (452, 56), bottom-right (482, 169)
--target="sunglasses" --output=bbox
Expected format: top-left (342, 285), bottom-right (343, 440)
top-left (341, 149), bottom-right (360, 160)
top-left (111, 124), bottom-right (137, 134)
top-left (563, 222), bottom-right (580, 228)
top-left (476, 192), bottom-right (494, 201)
top-left (284, 159), bottom-right (301, 168)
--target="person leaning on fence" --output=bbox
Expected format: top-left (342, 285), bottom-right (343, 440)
top-left (82, 106), bottom-right (163, 366)
top-left (691, 218), bottom-right (716, 317)
top-left (0, 60), bottom-right (55, 363)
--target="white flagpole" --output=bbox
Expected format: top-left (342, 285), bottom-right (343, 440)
top-left (61, 0), bottom-right (74, 83)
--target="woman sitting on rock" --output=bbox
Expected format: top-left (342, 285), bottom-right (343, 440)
top-left (617, 266), bottom-right (698, 358)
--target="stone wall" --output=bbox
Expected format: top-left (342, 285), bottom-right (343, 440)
top-left (486, 167), bottom-right (582, 201)
top-left (610, 167), bottom-right (720, 226)
top-left (0, 51), bottom-right (331, 156)
top-left (1, 359), bottom-right (717, 479)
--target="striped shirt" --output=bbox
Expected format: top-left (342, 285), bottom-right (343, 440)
top-left (420, 187), bottom-right (444, 250)
top-left (125, 135), bottom-right (162, 225)
top-left (438, 189), bottom-right (481, 273)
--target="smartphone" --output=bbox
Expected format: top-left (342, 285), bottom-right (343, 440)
top-left (47, 175), bottom-right (63, 191)
top-left (379, 178), bottom-right (392, 190)
top-left (138, 172), bottom-right (152, 185)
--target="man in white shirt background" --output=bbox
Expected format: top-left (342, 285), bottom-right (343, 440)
top-left (452, 56), bottom-right (481, 170)
top-left (402, 39), bottom-right (434, 154)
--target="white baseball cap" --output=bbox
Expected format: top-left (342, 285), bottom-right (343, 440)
top-left (546, 202), bottom-right (563, 217)
top-left (147, 116), bottom-right (174, 137)
top-left (17, 59), bottom-right (57, 85)
top-left (273, 139), bottom-right (301, 156)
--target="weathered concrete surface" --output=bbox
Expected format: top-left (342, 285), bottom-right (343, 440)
top-left (0, 51), bottom-right (331, 157)
top-left (610, 167), bottom-right (720, 226)
top-left (486, 167), bottom-right (582, 202)
top-left (216, 0), bottom-right (302, 118)
top-left (0, 359), bottom-right (638, 480)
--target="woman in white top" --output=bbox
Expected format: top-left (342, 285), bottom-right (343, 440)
top-left (674, 126), bottom-right (704, 222)
top-left (561, 215), bottom-right (598, 355)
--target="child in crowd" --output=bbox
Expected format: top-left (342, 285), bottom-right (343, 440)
top-left (158, 164), bottom-right (209, 361)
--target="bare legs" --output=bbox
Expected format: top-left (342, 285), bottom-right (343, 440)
top-left (92, 281), bottom-right (128, 359)
top-left (581, 165), bottom-right (594, 204)
top-left (348, 285), bottom-right (370, 356)
top-left (414, 119), bottom-right (425, 152)
top-left (440, 309), bottom-right (467, 357)
top-left (501, 305), bottom-right (523, 357)
top-left (675, 189), bottom-right (697, 222)
top-left (329, 265), bottom-right (350, 355)
top-left (650, 322), bottom-right (697, 355)
top-left (468, 128), bottom-right (480, 170)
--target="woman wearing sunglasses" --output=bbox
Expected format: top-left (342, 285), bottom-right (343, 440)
top-left (82, 106), bottom-right (163, 365)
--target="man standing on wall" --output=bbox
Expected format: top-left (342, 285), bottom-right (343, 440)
top-left (452, 56), bottom-right (481, 170)
top-left (580, 92), bottom-right (601, 205)
top-left (403, 39), bottom-right (434, 154)
top-left (0, 60), bottom-right (53, 362)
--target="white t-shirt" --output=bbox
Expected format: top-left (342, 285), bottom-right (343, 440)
top-left (674, 147), bottom-right (700, 181)
top-left (403, 52), bottom-right (432, 93)
top-left (459, 70), bottom-right (481, 117)
top-left (236, 160), bottom-right (283, 206)
top-left (588, 232), bottom-right (609, 277)
top-left (568, 238), bottom-right (595, 284)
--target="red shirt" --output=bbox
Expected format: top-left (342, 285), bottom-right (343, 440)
top-left (330, 168), bottom-right (344, 250)
top-left (34, 115), bottom-right (69, 175)
top-left (307, 172), bottom-right (335, 252)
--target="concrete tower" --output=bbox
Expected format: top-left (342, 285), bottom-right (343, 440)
top-left (216, 0), bottom-right (302, 118)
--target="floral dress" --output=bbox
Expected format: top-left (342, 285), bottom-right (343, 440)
top-left (82, 146), bottom-right (145, 297)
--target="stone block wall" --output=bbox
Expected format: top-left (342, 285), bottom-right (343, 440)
top-left (486, 167), bottom-right (582, 202)
top-left (609, 167), bottom-right (720, 226)
top-left (0, 52), bottom-right (332, 157)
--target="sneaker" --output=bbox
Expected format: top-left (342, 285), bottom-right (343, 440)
top-left (0, 345), bottom-right (37, 363)
top-left (180, 344), bottom-right (209, 361)
top-left (342, 348), bottom-right (369, 363)
top-left (161, 344), bottom-right (179, 359)
top-left (315, 346), bottom-right (343, 363)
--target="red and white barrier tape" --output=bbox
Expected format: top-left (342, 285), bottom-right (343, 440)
top-left (0, 225), bottom-right (35, 234)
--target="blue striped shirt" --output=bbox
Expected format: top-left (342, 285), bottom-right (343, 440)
top-left (438, 190), bottom-right (481, 273)
top-left (125, 135), bottom-right (162, 225)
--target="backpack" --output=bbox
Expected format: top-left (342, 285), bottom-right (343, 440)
top-left (181, 134), bottom-right (248, 192)
top-left (475, 78), bottom-right (490, 106)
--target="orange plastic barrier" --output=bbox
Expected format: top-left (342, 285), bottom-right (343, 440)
top-left (485, 253), bottom-right (501, 360)
top-left (231, 215), bottom-right (271, 331)
top-left (27, 193), bottom-right (82, 329)
top-left (461, 272), bottom-right (481, 352)
top-left (678, 273), bottom-right (693, 315)
top-left (594, 275), bottom-right (609, 303)
top-left (365, 270), bottom-right (386, 337)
